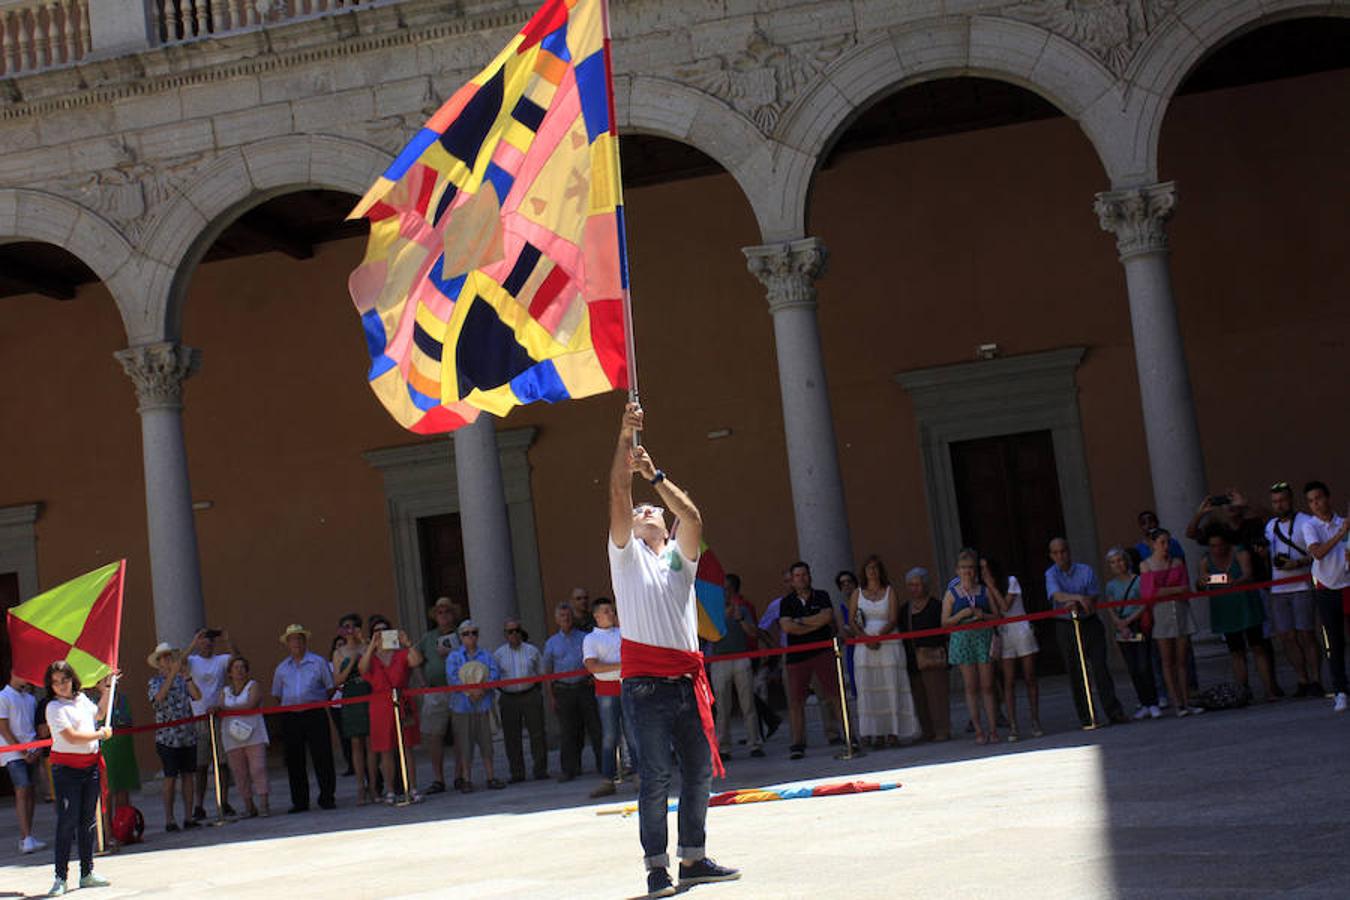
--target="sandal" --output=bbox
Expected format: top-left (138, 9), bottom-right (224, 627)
top-left (406, 790), bottom-right (424, 803)
top-left (1007, 728), bottom-right (1020, 743)
top-left (1031, 722), bottom-right (1044, 738)
top-left (987, 731), bottom-right (1002, 744)
top-left (789, 745), bottom-right (805, 760)
top-left (486, 779), bottom-right (505, 790)
top-left (885, 735), bottom-right (901, 749)
top-left (383, 792), bottom-right (397, 805)
top-left (975, 732), bottom-right (988, 745)
top-left (356, 788), bottom-right (369, 807)
top-left (424, 780), bottom-right (446, 795)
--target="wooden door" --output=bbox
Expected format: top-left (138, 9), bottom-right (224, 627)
top-left (417, 514), bottom-right (469, 619)
top-left (950, 431), bottom-right (1067, 669)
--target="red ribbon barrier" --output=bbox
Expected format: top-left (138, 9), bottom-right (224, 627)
top-left (0, 573), bottom-right (1316, 756)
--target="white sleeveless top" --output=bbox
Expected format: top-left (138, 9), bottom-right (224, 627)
top-left (220, 680), bottom-right (269, 751)
top-left (856, 586), bottom-right (893, 636)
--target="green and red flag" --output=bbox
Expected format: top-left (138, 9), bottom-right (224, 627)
top-left (5, 561), bottom-right (125, 685)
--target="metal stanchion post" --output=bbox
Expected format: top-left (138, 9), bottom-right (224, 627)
top-left (392, 689), bottom-right (412, 807)
top-left (1070, 610), bottom-right (1100, 730)
top-left (832, 638), bottom-right (864, 760)
top-left (206, 712), bottom-right (228, 826)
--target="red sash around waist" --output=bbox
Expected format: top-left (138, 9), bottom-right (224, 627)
top-left (621, 638), bottom-right (724, 778)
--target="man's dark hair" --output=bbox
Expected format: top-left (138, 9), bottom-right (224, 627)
top-left (1203, 524), bottom-right (1235, 545)
top-left (836, 569), bottom-right (858, 590)
top-left (592, 596), bottom-right (614, 610)
top-left (789, 561), bottom-right (810, 574)
top-left (45, 660), bottom-right (81, 696)
top-left (339, 612), bottom-right (363, 628)
top-left (1136, 510), bottom-right (1157, 524)
top-left (1305, 480), bottom-right (1330, 497)
top-left (725, 573), bottom-right (741, 593)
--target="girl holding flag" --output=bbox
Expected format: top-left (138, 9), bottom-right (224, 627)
top-left (43, 660), bottom-right (114, 897)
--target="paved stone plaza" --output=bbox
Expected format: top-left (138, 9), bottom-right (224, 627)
top-left (3, 652), bottom-right (1348, 898)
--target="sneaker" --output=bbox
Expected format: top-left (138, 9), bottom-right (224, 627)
top-left (679, 857), bottom-right (742, 885)
top-left (21, 834), bottom-right (46, 853)
top-left (1158, 695), bottom-right (1170, 709)
top-left (1186, 706), bottom-right (1206, 716)
top-left (749, 747), bottom-right (766, 758)
top-left (221, 803), bottom-right (238, 817)
top-left (789, 745), bottom-right (805, 760)
top-left (1334, 693), bottom-right (1348, 713)
top-left (191, 805), bottom-right (207, 821)
top-left (47, 878), bottom-right (67, 897)
top-left (645, 868), bottom-right (676, 898)
top-left (1132, 706), bottom-right (1150, 721)
top-left (1175, 708), bottom-right (1188, 719)
top-left (166, 822), bottom-right (180, 832)
top-left (182, 819), bottom-right (200, 829)
top-left (79, 872), bottom-right (110, 888)
top-left (1148, 706), bottom-right (1162, 719)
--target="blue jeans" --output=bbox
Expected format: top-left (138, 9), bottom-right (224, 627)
top-left (53, 763), bottom-right (100, 881)
top-left (596, 693), bottom-right (626, 780)
top-left (622, 677), bottom-right (710, 870)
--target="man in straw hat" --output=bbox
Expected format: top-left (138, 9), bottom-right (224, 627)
top-left (608, 403), bottom-right (740, 898)
top-left (445, 619), bottom-right (504, 791)
top-left (270, 624), bottom-right (337, 813)
top-left (147, 642), bottom-right (201, 832)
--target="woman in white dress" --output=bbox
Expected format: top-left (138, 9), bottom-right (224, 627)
top-left (987, 559), bottom-right (1041, 741)
top-left (847, 555), bottom-right (922, 748)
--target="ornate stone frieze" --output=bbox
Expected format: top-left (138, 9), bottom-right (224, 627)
top-left (676, 30), bottom-right (853, 134)
top-left (743, 237), bottom-right (828, 314)
top-left (41, 147), bottom-right (211, 244)
top-left (1094, 181), bottom-right (1176, 259)
top-left (998, 0), bottom-right (1179, 77)
top-left (115, 342), bottom-right (201, 412)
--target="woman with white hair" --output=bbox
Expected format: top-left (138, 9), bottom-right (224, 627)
top-left (903, 567), bottom-right (950, 741)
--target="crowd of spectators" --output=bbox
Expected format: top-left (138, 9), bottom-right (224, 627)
top-left (4, 480), bottom-right (1348, 893)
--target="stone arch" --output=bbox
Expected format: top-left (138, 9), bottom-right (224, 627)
top-left (137, 134), bottom-right (392, 341)
top-left (770, 15), bottom-right (1125, 239)
top-left (1124, 0), bottom-right (1350, 184)
top-left (0, 188), bottom-right (140, 339)
top-left (616, 75), bottom-right (780, 238)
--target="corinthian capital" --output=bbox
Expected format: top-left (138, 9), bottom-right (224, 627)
top-left (1094, 181), bottom-right (1177, 260)
top-left (115, 342), bottom-right (201, 412)
top-left (743, 237), bottom-right (828, 314)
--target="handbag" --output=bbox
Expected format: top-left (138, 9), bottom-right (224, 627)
top-left (916, 646), bottom-right (947, 671)
top-left (226, 717), bottom-right (254, 742)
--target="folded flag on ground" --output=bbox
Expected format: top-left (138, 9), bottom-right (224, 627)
top-left (348, 0), bottom-right (629, 434)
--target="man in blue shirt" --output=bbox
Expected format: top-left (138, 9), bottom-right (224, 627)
top-left (543, 603), bottom-right (601, 782)
top-left (446, 620), bottom-right (504, 791)
top-left (1045, 539), bottom-right (1127, 728)
top-left (271, 624), bottom-right (337, 813)
top-left (1135, 510), bottom-right (1187, 563)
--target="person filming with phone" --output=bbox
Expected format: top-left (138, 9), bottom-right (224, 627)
top-left (1198, 527), bottom-right (1277, 702)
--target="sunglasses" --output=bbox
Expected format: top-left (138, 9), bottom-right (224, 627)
top-left (632, 505), bottom-right (665, 516)
top-left (505, 628), bottom-right (521, 634)
top-left (461, 630), bottom-right (479, 636)
top-left (1270, 481), bottom-right (1291, 492)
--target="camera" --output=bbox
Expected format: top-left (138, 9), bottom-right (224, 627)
top-left (379, 629), bottom-right (400, 650)
top-left (1207, 572), bottom-right (1230, 586)
top-left (1274, 552), bottom-right (1291, 567)
top-left (204, 628), bottom-right (222, 640)
top-left (1208, 494), bottom-right (1232, 507)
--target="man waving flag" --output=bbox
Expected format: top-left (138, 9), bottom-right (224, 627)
top-left (349, 0), bottom-right (630, 434)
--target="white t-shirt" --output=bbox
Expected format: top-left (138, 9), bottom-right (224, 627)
top-left (1265, 513), bottom-right (1314, 593)
top-left (0, 685), bottom-right (38, 765)
top-left (46, 693), bottom-right (100, 755)
top-left (582, 626), bottom-right (623, 683)
top-left (1300, 514), bottom-right (1350, 590)
top-left (608, 535), bottom-right (699, 652)
top-left (187, 653), bottom-right (232, 716)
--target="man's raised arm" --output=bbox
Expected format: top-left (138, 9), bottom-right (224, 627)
top-left (609, 402), bottom-right (642, 548)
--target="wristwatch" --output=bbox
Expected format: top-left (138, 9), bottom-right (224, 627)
top-left (649, 469), bottom-right (665, 485)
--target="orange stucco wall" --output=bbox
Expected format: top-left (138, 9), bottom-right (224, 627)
top-left (2, 69), bottom-right (1347, 768)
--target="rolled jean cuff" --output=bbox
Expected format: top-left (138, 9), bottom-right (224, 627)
top-left (677, 846), bottom-right (705, 863)
top-left (644, 853), bottom-right (669, 870)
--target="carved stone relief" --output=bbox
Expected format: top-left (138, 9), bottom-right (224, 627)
top-left (998, 0), bottom-right (1179, 77)
top-left (40, 143), bottom-right (212, 245)
top-left (676, 29), bottom-right (854, 134)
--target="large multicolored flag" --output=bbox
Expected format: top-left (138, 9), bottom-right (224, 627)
top-left (348, 0), bottom-right (629, 434)
top-left (694, 543), bottom-right (729, 642)
top-left (5, 561), bottom-right (125, 685)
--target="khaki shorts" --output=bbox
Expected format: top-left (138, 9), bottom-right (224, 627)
top-left (450, 711), bottom-right (492, 761)
top-left (420, 692), bottom-right (451, 737)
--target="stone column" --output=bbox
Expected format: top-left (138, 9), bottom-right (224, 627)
top-left (1095, 181), bottom-right (1207, 549)
top-left (115, 342), bottom-right (206, 646)
top-left (743, 237), bottom-right (854, 590)
top-left (453, 415), bottom-right (517, 645)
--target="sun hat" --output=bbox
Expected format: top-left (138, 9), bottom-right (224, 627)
top-left (146, 642), bottom-right (178, 668)
top-left (278, 624), bottom-right (312, 644)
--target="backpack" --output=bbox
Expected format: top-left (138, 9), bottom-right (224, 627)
top-left (1196, 682), bottom-right (1249, 711)
top-left (111, 805), bottom-right (145, 844)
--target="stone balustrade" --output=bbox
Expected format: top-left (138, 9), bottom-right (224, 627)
top-left (155, 0), bottom-right (375, 43)
top-left (0, 0), bottom-right (89, 76)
